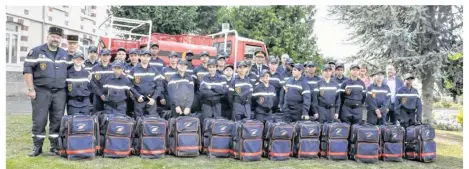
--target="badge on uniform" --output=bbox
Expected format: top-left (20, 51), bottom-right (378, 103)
top-left (39, 63), bottom-right (47, 71)
top-left (258, 97), bottom-right (264, 104)
top-left (68, 83), bottom-right (73, 92)
top-left (235, 87), bottom-right (241, 94)
top-left (320, 89), bottom-right (325, 96)
top-left (165, 75), bottom-right (170, 80)
top-left (135, 76), bottom-right (141, 84)
top-left (95, 73), bottom-right (101, 80)
top-left (371, 91), bottom-right (377, 98)
top-left (345, 88), bottom-right (351, 95)
top-left (197, 74), bottom-right (204, 81)
top-left (27, 50), bottom-right (33, 56)
top-left (401, 97), bottom-right (407, 104)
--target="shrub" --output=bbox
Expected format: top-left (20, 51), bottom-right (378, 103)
top-left (457, 108), bottom-right (463, 126)
top-left (442, 101), bottom-right (453, 108)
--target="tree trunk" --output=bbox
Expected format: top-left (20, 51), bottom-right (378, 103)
top-left (421, 72), bottom-right (435, 124)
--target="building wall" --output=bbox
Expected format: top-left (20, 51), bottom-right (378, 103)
top-left (5, 6), bottom-right (107, 96)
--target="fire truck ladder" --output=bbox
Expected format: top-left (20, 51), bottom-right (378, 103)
top-left (98, 16), bottom-right (152, 49)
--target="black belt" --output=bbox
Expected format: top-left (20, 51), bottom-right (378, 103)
top-left (318, 102), bottom-right (334, 109)
top-left (203, 99), bottom-right (220, 105)
top-left (344, 101), bottom-right (362, 109)
top-left (69, 96), bottom-right (86, 102)
top-left (36, 86), bottom-right (64, 92)
top-left (400, 107), bottom-right (416, 112)
top-left (234, 98), bottom-right (250, 105)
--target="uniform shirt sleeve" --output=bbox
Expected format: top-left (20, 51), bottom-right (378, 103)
top-left (153, 70), bottom-right (164, 100)
top-left (200, 77), bottom-right (219, 98)
top-left (228, 78), bottom-right (235, 105)
top-left (361, 81), bottom-right (367, 104)
top-left (366, 86), bottom-right (378, 111)
top-left (90, 66), bottom-right (104, 96)
top-left (211, 77), bottom-right (227, 94)
top-left (394, 88), bottom-right (402, 117)
top-left (128, 69), bottom-right (142, 99)
top-left (185, 77), bottom-right (195, 109)
top-left (23, 49), bottom-right (38, 74)
top-left (301, 81), bottom-right (311, 116)
top-left (383, 86), bottom-right (391, 110)
top-left (339, 82), bottom-right (346, 108)
top-left (311, 84), bottom-right (319, 115)
top-left (335, 84), bottom-right (341, 114)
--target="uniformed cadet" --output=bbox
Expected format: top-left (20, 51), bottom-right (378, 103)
top-left (395, 73), bottom-right (422, 127)
top-left (366, 70), bottom-right (391, 125)
top-left (328, 61), bottom-right (336, 77)
top-left (168, 60), bottom-right (195, 117)
top-left (216, 54), bottom-right (227, 74)
top-left (124, 48), bottom-right (140, 74)
top-left (282, 58), bottom-right (294, 82)
top-left (101, 60), bottom-right (134, 114)
top-left (184, 50), bottom-right (194, 74)
top-left (313, 65), bottom-right (341, 123)
top-left (149, 43), bottom-right (166, 71)
top-left (251, 51), bottom-right (268, 76)
top-left (229, 61), bottom-right (253, 121)
top-left (24, 26), bottom-right (69, 156)
top-left (115, 47), bottom-right (127, 62)
top-left (128, 50), bottom-right (164, 119)
top-left (66, 52), bottom-right (91, 116)
top-left (267, 57), bottom-right (284, 113)
top-left (199, 59), bottom-right (228, 125)
top-left (304, 61), bottom-right (321, 117)
top-left (339, 64), bottom-right (367, 125)
top-left (281, 64), bottom-right (311, 122)
top-left (253, 70), bottom-right (276, 122)
top-left (221, 64), bottom-right (234, 119)
top-left (244, 53), bottom-right (254, 66)
top-left (193, 51), bottom-right (211, 113)
top-left (333, 63), bottom-right (349, 88)
top-left (160, 52), bottom-right (179, 110)
top-left (276, 54), bottom-right (290, 75)
top-left (84, 46), bottom-right (99, 72)
top-left (65, 35), bottom-right (79, 67)
top-left (245, 60), bottom-right (259, 86)
top-left (90, 49), bottom-right (114, 113)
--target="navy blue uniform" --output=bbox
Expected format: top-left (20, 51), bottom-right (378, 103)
top-left (269, 71), bottom-right (285, 113)
top-left (193, 65), bottom-right (209, 112)
top-left (314, 79), bottom-right (341, 123)
top-left (253, 83), bottom-right (276, 122)
top-left (161, 66), bottom-right (178, 110)
top-left (90, 63), bottom-right (114, 112)
top-left (124, 62), bottom-right (138, 116)
top-left (304, 75), bottom-right (321, 116)
top-left (395, 86), bottom-right (422, 127)
top-left (167, 72), bottom-right (195, 117)
top-left (102, 74), bottom-right (133, 114)
top-left (66, 67), bottom-right (91, 115)
top-left (199, 73), bottom-right (228, 125)
top-left (150, 57), bottom-right (166, 72)
top-left (221, 76), bottom-right (233, 119)
top-left (251, 64), bottom-right (269, 76)
top-left (23, 43), bottom-right (69, 149)
top-left (333, 76), bottom-right (349, 88)
top-left (339, 79), bottom-right (367, 125)
top-left (84, 59), bottom-right (98, 72)
top-left (228, 75), bottom-right (253, 121)
top-left (124, 62), bottom-right (138, 74)
top-left (248, 72), bottom-right (259, 86)
top-left (365, 83), bottom-right (391, 125)
top-left (281, 77), bottom-right (311, 122)
top-left (128, 64), bottom-right (165, 118)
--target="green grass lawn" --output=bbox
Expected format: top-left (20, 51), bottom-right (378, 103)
top-left (6, 113), bottom-right (463, 169)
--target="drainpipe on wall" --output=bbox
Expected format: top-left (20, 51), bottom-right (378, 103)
top-left (41, 6), bottom-right (46, 44)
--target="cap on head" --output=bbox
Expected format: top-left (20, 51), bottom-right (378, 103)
top-left (224, 64), bottom-right (234, 70)
top-left (150, 43), bottom-right (159, 48)
top-left (117, 47), bottom-right (126, 53)
top-left (237, 61), bottom-right (247, 68)
top-left (48, 26), bottom-right (64, 37)
top-left (269, 57), bottom-right (279, 64)
top-left (404, 73), bottom-right (415, 80)
top-left (305, 61), bottom-right (316, 67)
top-left (142, 50), bottom-right (151, 55)
top-left (216, 54), bottom-right (226, 60)
top-left (201, 51), bottom-right (209, 57)
top-left (88, 46), bottom-right (98, 53)
top-left (185, 50), bottom-right (193, 56)
top-left (207, 59), bottom-right (217, 66)
top-left (328, 61), bottom-right (336, 65)
top-left (178, 60), bottom-right (188, 66)
top-left (254, 51), bottom-right (266, 58)
top-left (100, 49), bottom-right (111, 55)
top-left (350, 64), bottom-right (360, 70)
top-left (293, 64), bottom-right (304, 71)
top-left (371, 69), bottom-right (385, 77)
top-left (336, 63), bottom-right (345, 69)
top-left (219, 51), bottom-right (228, 57)
top-left (112, 60), bottom-right (125, 68)
top-left (129, 48), bottom-right (138, 55)
top-left (169, 52), bottom-right (179, 58)
top-left (66, 35), bottom-right (79, 43)
top-left (245, 60), bottom-right (252, 66)
top-left (322, 64), bottom-right (332, 71)
top-left (259, 70), bottom-right (271, 77)
top-left (286, 58), bottom-right (294, 65)
top-left (72, 52), bottom-right (84, 59)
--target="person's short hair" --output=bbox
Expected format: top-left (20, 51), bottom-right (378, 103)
top-left (360, 64), bottom-right (368, 70)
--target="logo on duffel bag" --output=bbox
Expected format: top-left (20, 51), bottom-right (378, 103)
top-left (309, 128), bottom-right (316, 135)
top-left (220, 125), bottom-right (227, 132)
top-left (116, 126), bottom-right (124, 133)
top-left (280, 129), bottom-right (288, 136)
top-left (251, 129), bottom-right (258, 136)
top-left (151, 126), bottom-right (159, 133)
top-left (366, 132), bottom-right (373, 138)
top-left (392, 133), bottom-right (397, 139)
top-left (335, 128), bottom-right (342, 135)
top-left (184, 122), bottom-right (193, 128)
top-left (77, 123), bottom-right (86, 131)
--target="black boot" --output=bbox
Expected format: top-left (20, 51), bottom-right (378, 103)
top-left (29, 137), bottom-right (44, 157)
top-left (49, 138), bottom-right (60, 156)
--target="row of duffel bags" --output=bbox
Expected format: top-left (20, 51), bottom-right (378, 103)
top-left (57, 113), bottom-right (436, 163)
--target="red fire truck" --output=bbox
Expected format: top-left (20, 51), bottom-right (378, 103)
top-left (98, 16), bottom-right (268, 68)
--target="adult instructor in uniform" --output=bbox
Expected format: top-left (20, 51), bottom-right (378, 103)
top-left (24, 27), bottom-right (69, 156)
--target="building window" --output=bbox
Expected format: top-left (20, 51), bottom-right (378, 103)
top-left (48, 16), bottom-right (52, 21)
top-left (80, 25), bottom-right (84, 30)
top-left (6, 22), bottom-right (19, 64)
top-left (84, 6), bottom-right (92, 16)
top-left (63, 5), bottom-right (68, 8)
top-left (65, 21), bottom-right (69, 26)
top-left (65, 12), bottom-right (69, 17)
top-left (24, 9), bottom-right (29, 15)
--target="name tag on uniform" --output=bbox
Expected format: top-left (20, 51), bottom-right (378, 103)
top-left (39, 54), bottom-right (46, 58)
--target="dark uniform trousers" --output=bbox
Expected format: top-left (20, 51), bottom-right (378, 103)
top-left (32, 87), bottom-right (66, 148)
top-left (367, 108), bottom-right (388, 125)
top-left (340, 102), bottom-right (363, 125)
top-left (233, 102), bottom-right (251, 121)
top-left (67, 97), bottom-right (90, 115)
top-left (133, 101), bottom-right (157, 118)
top-left (255, 106), bottom-right (271, 122)
top-left (399, 107), bottom-right (417, 127)
top-left (283, 104), bottom-right (303, 123)
top-left (317, 105), bottom-right (335, 123)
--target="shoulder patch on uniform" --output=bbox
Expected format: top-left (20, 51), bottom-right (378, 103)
top-left (27, 50), bottom-right (33, 56)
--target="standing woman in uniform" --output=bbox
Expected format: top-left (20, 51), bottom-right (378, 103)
top-left (24, 27), bottom-right (69, 156)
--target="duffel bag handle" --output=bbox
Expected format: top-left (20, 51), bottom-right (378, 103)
top-left (332, 119), bottom-right (341, 123)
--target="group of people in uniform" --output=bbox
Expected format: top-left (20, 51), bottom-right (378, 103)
top-left (24, 26), bottom-right (423, 157)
